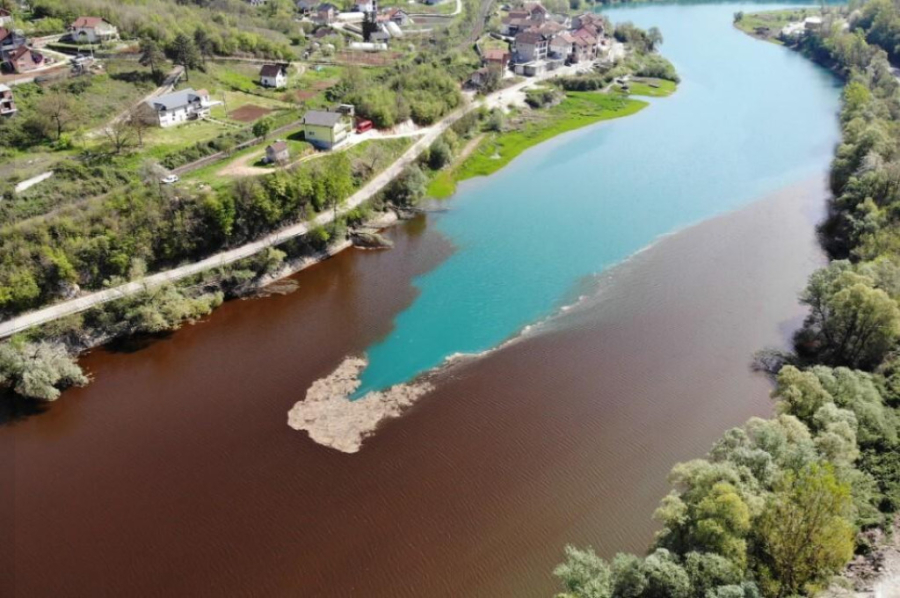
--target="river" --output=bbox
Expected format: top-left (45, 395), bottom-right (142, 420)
top-left (1, 4), bottom-right (840, 597)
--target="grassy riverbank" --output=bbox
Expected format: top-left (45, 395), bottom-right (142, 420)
top-left (427, 91), bottom-right (650, 199)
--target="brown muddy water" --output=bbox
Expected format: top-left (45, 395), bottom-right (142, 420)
top-left (2, 179), bottom-right (827, 598)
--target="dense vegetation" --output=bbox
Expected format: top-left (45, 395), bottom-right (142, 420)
top-left (25, 0), bottom-right (298, 59)
top-left (555, 2), bottom-right (900, 597)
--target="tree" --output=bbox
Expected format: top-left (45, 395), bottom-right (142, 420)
top-left (0, 339), bottom-right (87, 401)
top-left (104, 118), bottom-right (135, 154)
top-left (757, 464), bottom-right (855, 597)
top-left (554, 546), bottom-right (612, 598)
top-left (139, 38), bottom-right (168, 82)
top-left (796, 261), bottom-right (900, 368)
top-left (193, 28), bottom-right (215, 63)
top-left (169, 34), bottom-right (202, 81)
top-left (252, 117), bottom-right (274, 139)
top-left (127, 109), bottom-right (152, 147)
top-left (428, 138), bottom-right (453, 170)
top-left (37, 89), bottom-right (81, 141)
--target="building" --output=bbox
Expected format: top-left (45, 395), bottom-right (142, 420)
top-left (142, 88), bottom-right (216, 128)
top-left (259, 63), bottom-right (288, 88)
top-left (68, 16), bottom-right (119, 44)
top-left (266, 140), bottom-right (290, 164)
top-left (481, 47), bottom-right (510, 70)
top-left (296, 0), bottom-right (316, 16)
top-left (0, 83), bottom-right (15, 117)
top-left (523, 2), bottom-right (548, 23)
top-left (301, 109), bottom-right (351, 149)
top-left (0, 8), bottom-right (12, 27)
top-left (379, 7), bottom-right (411, 26)
top-left (314, 3), bottom-right (339, 23)
top-left (354, 0), bottom-right (376, 12)
top-left (513, 30), bottom-right (548, 63)
top-left (3, 45), bottom-right (44, 73)
top-left (0, 26), bottom-right (25, 52)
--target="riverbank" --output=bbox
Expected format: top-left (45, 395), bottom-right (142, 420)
top-left (427, 88), bottom-right (657, 199)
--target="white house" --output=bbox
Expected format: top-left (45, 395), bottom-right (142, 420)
top-left (68, 16), bottom-right (119, 44)
top-left (259, 63), bottom-right (288, 88)
top-left (143, 88), bottom-right (218, 128)
top-left (0, 8), bottom-right (12, 27)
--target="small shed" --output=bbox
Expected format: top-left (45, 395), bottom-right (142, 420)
top-left (266, 140), bottom-right (290, 164)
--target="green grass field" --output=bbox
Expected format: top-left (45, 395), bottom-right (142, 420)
top-left (626, 78), bottom-right (677, 98)
top-left (426, 92), bottom-right (648, 198)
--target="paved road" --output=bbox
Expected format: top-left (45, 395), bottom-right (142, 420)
top-left (0, 70), bottom-right (573, 339)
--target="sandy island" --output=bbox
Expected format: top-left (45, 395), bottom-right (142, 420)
top-left (287, 357), bottom-right (433, 453)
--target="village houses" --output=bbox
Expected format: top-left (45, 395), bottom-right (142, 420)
top-left (259, 63), bottom-right (289, 88)
top-left (141, 88), bottom-right (219, 128)
top-left (68, 16), bottom-right (119, 44)
top-left (301, 109), bottom-right (352, 149)
top-left (500, 3), bottom-right (606, 76)
top-left (378, 7), bottom-right (412, 27)
top-left (314, 3), bottom-right (340, 24)
top-left (0, 83), bottom-right (16, 117)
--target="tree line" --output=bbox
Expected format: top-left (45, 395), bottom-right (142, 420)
top-left (554, 2), bottom-right (900, 597)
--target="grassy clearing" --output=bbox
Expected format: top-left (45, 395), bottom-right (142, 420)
top-left (626, 78), bottom-right (677, 97)
top-left (430, 92), bottom-right (647, 196)
top-left (733, 8), bottom-right (820, 44)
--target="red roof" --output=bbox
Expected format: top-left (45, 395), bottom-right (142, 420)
top-left (0, 27), bottom-right (10, 41)
top-left (71, 16), bottom-right (109, 29)
top-left (0, 8), bottom-right (11, 17)
top-left (482, 48), bottom-right (510, 62)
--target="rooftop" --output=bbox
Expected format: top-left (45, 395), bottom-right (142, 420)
top-left (303, 110), bottom-right (345, 127)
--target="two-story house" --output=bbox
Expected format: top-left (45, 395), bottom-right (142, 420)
top-left (68, 17), bottom-right (119, 44)
top-left (259, 63), bottom-right (288, 88)
top-left (513, 30), bottom-right (548, 63)
top-left (301, 109), bottom-right (351, 149)
top-left (0, 84), bottom-right (16, 117)
top-left (142, 88), bottom-right (215, 128)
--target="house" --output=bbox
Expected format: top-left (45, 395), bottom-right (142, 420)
top-left (259, 63), bottom-right (288, 88)
top-left (0, 27), bottom-right (26, 52)
top-left (513, 30), bottom-right (548, 63)
top-left (354, 0), bottom-right (375, 12)
top-left (142, 88), bottom-right (216, 128)
top-left (500, 16), bottom-right (528, 36)
top-left (523, 2), bottom-right (548, 23)
top-left (571, 12), bottom-right (604, 33)
top-left (296, 0), bottom-right (316, 16)
top-left (0, 8), bottom-right (12, 27)
top-left (301, 109), bottom-right (351, 149)
top-left (247, 0), bottom-right (268, 6)
top-left (68, 16), bottom-right (119, 44)
top-left (265, 140), bottom-right (290, 164)
top-left (379, 7), bottom-right (411, 26)
top-left (0, 83), bottom-right (15, 117)
top-left (804, 16), bottom-right (824, 31)
top-left (3, 45), bottom-right (43, 73)
top-left (481, 47), bottom-right (510, 70)
top-left (314, 3), bottom-right (339, 23)
top-left (549, 33), bottom-right (572, 60)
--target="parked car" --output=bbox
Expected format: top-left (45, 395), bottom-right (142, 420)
top-left (161, 174), bottom-right (180, 184)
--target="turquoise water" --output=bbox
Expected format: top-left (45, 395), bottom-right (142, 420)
top-left (353, 3), bottom-right (842, 395)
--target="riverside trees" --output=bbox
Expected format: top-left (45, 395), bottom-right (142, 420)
top-left (555, 5), bottom-right (900, 594)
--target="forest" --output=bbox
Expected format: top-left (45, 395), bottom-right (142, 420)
top-left (555, 1), bottom-right (900, 597)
